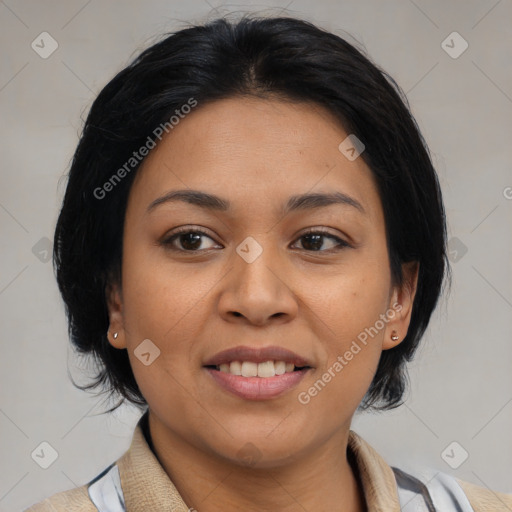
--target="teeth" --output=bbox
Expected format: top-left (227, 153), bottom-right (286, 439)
top-left (217, 360), bottom-right (299, 377)
top-left (241, 361), bottom-right (258, 377)
top-left (274, 361), bottom-right (286, 375)
top-left (230, 360), bottom-right (242, 375)
top-left (257, 360), bottom-right (275, 377)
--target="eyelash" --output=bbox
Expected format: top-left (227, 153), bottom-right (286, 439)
top-left (161, 226), bottom-right (351, 253)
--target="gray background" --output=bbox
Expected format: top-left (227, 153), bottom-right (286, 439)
top-left (1, 0), bottom-right (511, 510)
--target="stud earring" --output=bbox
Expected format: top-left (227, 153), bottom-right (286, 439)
top-left (113, 332), bottom-right (119, 339)
top-left (391, 330), bottom-right (399, 342)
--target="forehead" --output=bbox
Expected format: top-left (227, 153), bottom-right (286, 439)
top-left (128, 97), bottom-right (383, 224)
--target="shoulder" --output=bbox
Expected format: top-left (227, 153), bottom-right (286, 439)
top-left (24, 462), bottom-right (123, 512)
top-left (456, 477), bottom-right (512, 512)
top-left (23, 484), bottom-right (98, 512)
top-left (392, 465), bottom-right (512, 512)
top-left (347, 430), bottom-right (512, 512)
top-left (24, 412), bottom-right (155, 512)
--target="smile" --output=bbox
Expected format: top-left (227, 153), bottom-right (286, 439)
top-left (204, 363), bottom-right (312, 401)
top-left (211, 360), bottom-right (309, 377)
top-left (202, 345), bottom-right (314, 400)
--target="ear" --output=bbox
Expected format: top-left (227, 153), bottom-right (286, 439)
top-left (382, 261), bottom-right (420, 350)
top-left (105, 278), bottom-right (127, 349)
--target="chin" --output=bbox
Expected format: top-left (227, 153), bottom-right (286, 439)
top-left (207, 431), bottom-right (309, 470)
top-left (226, 444), bottom-right (302, 470)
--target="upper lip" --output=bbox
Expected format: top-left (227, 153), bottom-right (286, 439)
top-left (203, 345), bottom-right (313, 368)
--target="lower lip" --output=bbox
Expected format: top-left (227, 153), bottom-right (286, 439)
top-left (204, 367), bottom-right (310, 400)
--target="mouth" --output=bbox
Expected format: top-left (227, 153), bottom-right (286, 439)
top-left (202, 345), bottom-right (313, 400)
top-left (204, 361), bottom-right (311, 377)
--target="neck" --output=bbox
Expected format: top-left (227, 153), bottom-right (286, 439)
top-left (146, 412), bottom-right (367, 512)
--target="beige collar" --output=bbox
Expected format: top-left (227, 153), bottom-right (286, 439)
top-left (347, 429), bottom-right (401, 511)
top-left (117, 418), bottom-right (401, 511)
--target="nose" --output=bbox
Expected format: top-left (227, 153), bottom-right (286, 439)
top-left (217, 240), bottom-right (298, 326)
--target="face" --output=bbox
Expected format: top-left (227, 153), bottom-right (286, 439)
top-left (107, 96), bottom-right (418, 467)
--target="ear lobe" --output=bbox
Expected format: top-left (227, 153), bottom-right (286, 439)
top-left (105, 279), bottom-right (126, 349)
top-left (382, 261), bottom-right (420, 350)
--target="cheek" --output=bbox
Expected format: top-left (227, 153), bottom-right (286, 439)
top-left (295, 286), bottom-right (385, 426)
top-left (299, 263), bottom-right (389, 408)
top-left (314, 261), bottom-right (390, 341)
top-left (121, 243), bottom-right (215, 342)
top-left (119, 250), bottom-right (207, 421)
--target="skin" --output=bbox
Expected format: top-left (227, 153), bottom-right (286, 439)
top-left (106, 96), bottom-right (419, 512)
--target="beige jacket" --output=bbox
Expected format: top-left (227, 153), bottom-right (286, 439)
top-left (25, 413), bottom-right (512, 511)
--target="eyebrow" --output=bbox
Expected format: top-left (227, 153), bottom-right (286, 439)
top-left (147, 189), bottom-right (366, 215)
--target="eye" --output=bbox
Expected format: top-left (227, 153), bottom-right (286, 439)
top-left (161, 227), bottom-right (351, 253)
top-left (161, 227), bottom-right (219, 252)
top-left (292, 229), bottom-right (350, 252)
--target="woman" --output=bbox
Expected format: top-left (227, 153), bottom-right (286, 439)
top-left (26, 15), bottom-right (511, 512)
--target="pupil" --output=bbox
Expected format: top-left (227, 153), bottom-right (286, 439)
top-left (181, 233), bottom-right (201, 250)
top-left (303, 234), bottom-right (322, 251)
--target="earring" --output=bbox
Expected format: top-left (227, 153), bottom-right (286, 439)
top-left (113, 332), bottom-right (118, 339)
top-left (391, 330), bottom-right (399, 342)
